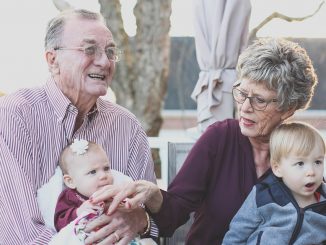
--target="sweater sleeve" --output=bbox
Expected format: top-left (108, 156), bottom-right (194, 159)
top-left (54, 190), bottom-right (79, 232)
top-left (149, 121), bottom-right (227, 236)
top-left (222, 186), bottom-right (262, 244)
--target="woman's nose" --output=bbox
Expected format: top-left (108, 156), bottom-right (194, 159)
top-left (241, 97), bottom-right (254, 112)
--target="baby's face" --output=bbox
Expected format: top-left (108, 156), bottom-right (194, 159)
top-left (67, 147), bottom-right (113, 197)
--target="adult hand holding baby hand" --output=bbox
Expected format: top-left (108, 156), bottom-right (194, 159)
top-left (90, 180), bottom-right (163, 214)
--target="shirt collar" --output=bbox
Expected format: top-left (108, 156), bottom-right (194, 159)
top-left (45, 77), bottom-right (108, 122)
top-left (45, 77), bottom-right (71, 122)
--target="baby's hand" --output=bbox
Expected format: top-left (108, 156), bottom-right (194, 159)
top-left (77, 200), bottom-right (103, 216)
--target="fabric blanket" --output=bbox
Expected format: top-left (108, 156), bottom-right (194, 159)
top-left (37, 167), bottom-right (156, 245)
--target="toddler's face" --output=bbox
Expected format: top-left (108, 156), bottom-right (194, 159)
top-left (273, 144), bottom-right (324, 206)
top-left (66, 147), bottom-right (113, 197)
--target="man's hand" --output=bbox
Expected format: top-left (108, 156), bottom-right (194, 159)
top-left (84, 207), bottom-right (148, 245)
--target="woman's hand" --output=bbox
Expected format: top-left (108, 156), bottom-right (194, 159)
top-left (83, 207), bottom-right (147, 245)
top-left (90, 180), bottom-right (163, 215)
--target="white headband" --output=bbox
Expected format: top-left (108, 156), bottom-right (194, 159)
top-left (70, 139), bottom-right (89, 155)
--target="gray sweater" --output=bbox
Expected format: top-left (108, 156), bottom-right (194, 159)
top-left (223, 173), bottom-right (326, 245)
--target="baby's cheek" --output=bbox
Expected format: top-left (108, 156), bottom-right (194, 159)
top-left (108, 174), bottom-right (114, 184)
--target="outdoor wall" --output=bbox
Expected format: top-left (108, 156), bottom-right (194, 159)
top-left (165, 37), bottom-right (326, 110)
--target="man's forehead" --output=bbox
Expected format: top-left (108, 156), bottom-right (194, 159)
top-left (63, 18), bottom-right (115, 45)
top-left (81, 38), bottom-right (116, 47)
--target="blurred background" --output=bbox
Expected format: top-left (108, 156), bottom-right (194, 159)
top-left (1, 0), bottom-right (325, 182)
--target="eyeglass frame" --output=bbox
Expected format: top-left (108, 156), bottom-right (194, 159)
top-left (232, 84), bottom-right (278, 111)
top-left (54, 45), bottom-right (122, 62)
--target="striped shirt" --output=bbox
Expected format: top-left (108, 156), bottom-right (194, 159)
top-left (0, 78), bottom-right (157, 244)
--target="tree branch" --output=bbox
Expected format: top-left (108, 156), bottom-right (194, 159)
top-left (52, 0), bottom-right (73, 11)
top-left (249, 0), bottom-right (325, 41)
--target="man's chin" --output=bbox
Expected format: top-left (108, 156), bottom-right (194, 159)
top-left (88, 86), bottom-right (109, 97)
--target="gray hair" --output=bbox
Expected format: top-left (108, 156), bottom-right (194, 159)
top-left (44, 9), bottom-right (104, 50)
top-left (237, 38), bottom-right (318, 111)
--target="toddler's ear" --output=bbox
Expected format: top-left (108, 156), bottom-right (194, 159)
top-left (271, 162), bottom-right (282, 178)
top-left (63, 174), bottom-right (76, 189)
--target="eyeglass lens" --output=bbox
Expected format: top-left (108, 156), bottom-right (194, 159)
top-left (85, 46), bottom-right (119, 61)
top-left (233, 88), bottom-right (267, 111)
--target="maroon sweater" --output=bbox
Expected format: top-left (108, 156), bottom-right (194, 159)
top-left (54, 189), bottom-right (88, 232)
top-left (150, 119), bottom-right (269, 244)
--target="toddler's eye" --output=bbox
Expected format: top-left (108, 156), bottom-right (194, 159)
top-left (295, 161), bottom-right (304, 166)
top-left (315, 160), bottom-right (323, 165)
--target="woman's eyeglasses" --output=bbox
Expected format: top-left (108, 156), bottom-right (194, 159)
top-left (232, 87), bottom-right (278, 111)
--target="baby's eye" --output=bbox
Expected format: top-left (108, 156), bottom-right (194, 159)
top-left (88, 170), bottom-right (97, 175)
top-left (103, 166), bottom-right (110, 172)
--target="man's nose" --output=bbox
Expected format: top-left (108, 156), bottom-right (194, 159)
top-left (94, 50), bottom-right (111, 66)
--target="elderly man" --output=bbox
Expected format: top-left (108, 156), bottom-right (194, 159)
top-left (0, 9), bottom-right (157, 245)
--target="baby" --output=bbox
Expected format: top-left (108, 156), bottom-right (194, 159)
top-left (54, 139), bottom-right (155, 244)
top-left (55, 139), bottom-right (113, 232)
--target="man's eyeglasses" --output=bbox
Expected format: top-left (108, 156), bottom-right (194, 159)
top-left (54, 45), bottom-right (122, 62)
top-left (232, 87), bottom-right (278, 111)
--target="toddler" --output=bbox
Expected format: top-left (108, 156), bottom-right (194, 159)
top-left (223, 122), bottom-right (326, 244)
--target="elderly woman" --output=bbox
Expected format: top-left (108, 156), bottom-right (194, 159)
top-left (88, 38), bottom-right (318, 245)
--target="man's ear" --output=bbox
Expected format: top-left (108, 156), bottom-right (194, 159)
top-left (271, 162), bottom-right (283, 178)
top-left (63, 174), bottom-right (76, 189)
top-left (45, 50), bottom-right (59, 75)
